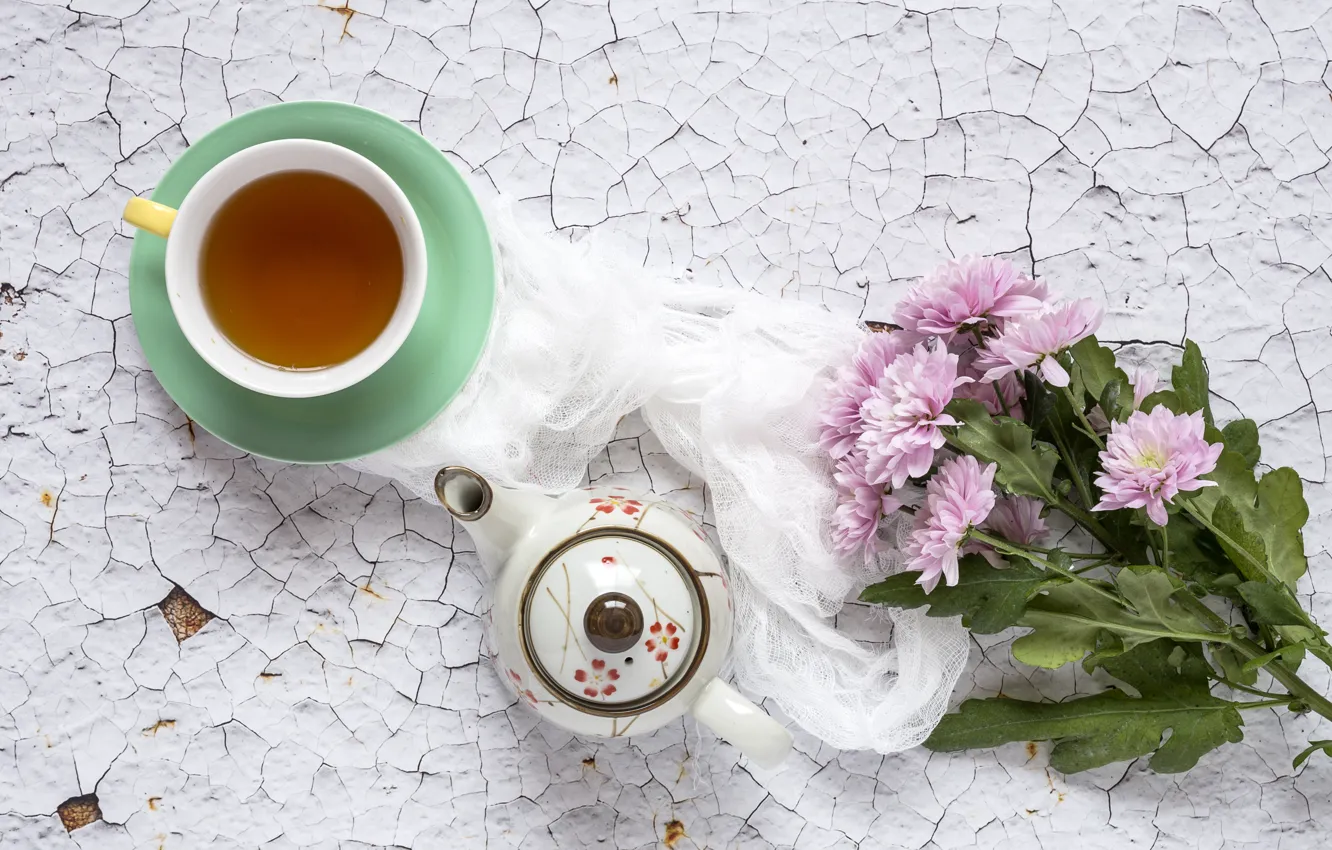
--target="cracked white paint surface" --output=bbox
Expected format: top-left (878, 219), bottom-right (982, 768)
top-left (3, 0), bottom-right (1332, 846)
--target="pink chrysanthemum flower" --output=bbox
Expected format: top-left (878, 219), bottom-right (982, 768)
top-left (984, 495), bottom-right (1049, 546)
top-left (1131, 365), bottom-right (1159, 410)
top-left (906, 456), bottom-right (997, 592)
top-left (895, 256), bottom-right (1049, 341)
top-left (831, 451), bottom-right (902, 555)
top-left (977, 299), bottom-right (1104, 387)
top-left (954, 374), bottom-right (1025, 419)
top-left (818, 332), bottom-right (915, 459)
top-left (859, 344), bottom-right (973, 488)
top-left (954, 345), bottom-right (1026, 418)
top-left (1092, 407), bottom-right (1223, 526)
top-left (953, 341), bottom-right (1022, 418)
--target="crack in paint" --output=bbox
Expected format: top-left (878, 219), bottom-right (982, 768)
top-left (0, 0), bottom-right (1330, 846)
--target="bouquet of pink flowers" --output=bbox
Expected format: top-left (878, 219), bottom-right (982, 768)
top-left (825, 256), bottom-right (1332, 774)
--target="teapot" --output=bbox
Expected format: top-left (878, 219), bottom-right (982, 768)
top-left (434, 467), bottom-right (792, 768)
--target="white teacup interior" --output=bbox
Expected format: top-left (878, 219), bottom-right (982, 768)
top-left (164, 139), bottom-right (427, 399)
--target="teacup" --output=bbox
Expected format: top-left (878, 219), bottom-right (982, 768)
top-left (122, 139), bottom-right (426, 399)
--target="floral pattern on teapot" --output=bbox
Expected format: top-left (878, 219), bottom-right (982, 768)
top-left (437, 467), bottom-right (792, 766)
top-left (521, 531), bottom-right (699, 705)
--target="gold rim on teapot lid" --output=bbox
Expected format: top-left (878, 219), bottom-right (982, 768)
top-left (517, 527), bottom-right (710, 717)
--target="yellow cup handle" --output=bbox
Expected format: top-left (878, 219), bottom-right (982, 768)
top-left (123, 197), bottom-right (179, 239)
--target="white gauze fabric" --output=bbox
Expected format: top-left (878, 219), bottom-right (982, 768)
top-left (356, 200), bottom-right (970, 753)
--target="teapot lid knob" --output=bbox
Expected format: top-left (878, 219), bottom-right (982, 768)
top-left (520, 526), bottom-right (707, 709)
top-left (584, 592), bottom-right (644, 653)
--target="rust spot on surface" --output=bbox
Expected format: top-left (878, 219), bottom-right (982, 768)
top-left (0, 282), bottom-right (16, 305)
top-left (147, 796), bottom-right (162, 811)
top-left (44, 487), bottom-right (61, 542)
top-left (320, 0), bottom-right (357, 41)
top-left (185, 417), bottom-right (196, 448)
top-left (58, 795), bottom-right (101, 832)
top-left (142, 719), bottom-right (176, 736)
top-left (608, 73), bottom-right (618, 87)
top-left (1025, 741), bottom-right (1038, 760)
top-left (258, 671), bottom-right (283, 679)
top-left (159, 586), bottom-right (214, 642)
top-left (13, 350), bottom-right (26, 361)
top-left (359, 582), bottom-right (386, 600)
top-left (582, 756), bottom-right (596, 770)
top-left (663, 820), bottom-right (686, 848)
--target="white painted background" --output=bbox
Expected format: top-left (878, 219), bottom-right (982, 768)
top-left (2, 0), bottom-right (1332, 847)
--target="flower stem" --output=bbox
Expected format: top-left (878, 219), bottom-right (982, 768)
top-left (1174, 594), bottom-right (1332, 721)
top-left (1049, 426), bottom-right (1096, 509)
top-left (1232, 637), bottom-right (1332, 722)
top-left (967, 327), bottom-right (1014, 419)
top-left (1208, 676), bottom-right (1288, 701)
top-left (968, 529), bottom-right (1123, 606)
top-left (1182, 501), bottom-right (1332, 652)
top-left (1024, 545), bottom-right (1114, 561)
top-left (1161, 523), bottom-right (1170, 574)
top-left (1235, 698), bottom-right (1294, 711)
top-left (1053, 495), bottom-right (1118, 552)
top-left (1172, 589), bottom-right (1232, 634)
top-left (1061, 385), bottom-right (1105, 449)
top-left (1181, 502), bottom-right (1277, 585)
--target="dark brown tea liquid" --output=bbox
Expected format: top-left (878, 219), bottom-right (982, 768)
top-left (201, 170), bottom-right (404, 369)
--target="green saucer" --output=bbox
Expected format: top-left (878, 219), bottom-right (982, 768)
top-left (128, 102), bottom-right (494, 463)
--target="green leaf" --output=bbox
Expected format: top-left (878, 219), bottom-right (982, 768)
top-left (859, 555), bottom-right (1056, 634)
top-left (1069, 337), bottom-right (1127, 406)
top-left (1022, 370), bottom-right (1054, 433)
top-left (1164, 516), bottom-right (1239, 596)
top-left (1140, 389), bottom-right (1182, 414)
top-left (1097, 637), bottom-right (1214, 696)
top-left (1189, 461), bottom-right (1309, 589)
top-left (1221, 419), bottom-right (1260, 469)
top-left (946, 399), bottom-right (1059, 501)
top-left (1081, 629), bottom-right (1128, 671)
top-left (1121, 569), bottom-right (1214, 633)
top-left (1209, 645), bottom-right (1259, 687)
top-left (1013, 568), bottom-right (1223, 669)
top-left (1095, 509), bottom-right (1154, 566)
top-left (926, 640), bottom-right (1244, 773)
top-left (1042, 385), bottom-right (1099, 490)
top-left (1210, 497), bottom-right (1270, 583)
top-left (1172, 340), bottom-right (1214, 428)
top-left (1293, 740), bottom-right (1332, 769)
top-left (1240, 643), bottom-right (1308, 673)
top-left (1237, 582), bottom-right (1319, 629)
top-left (1099, 375), bottom-right (1133, 425)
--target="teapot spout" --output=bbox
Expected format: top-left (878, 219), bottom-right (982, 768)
top-left (434, 467), bottom-right (550, 578)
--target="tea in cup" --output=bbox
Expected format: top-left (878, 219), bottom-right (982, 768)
top-left (123, 139), bottom-right (426, 398)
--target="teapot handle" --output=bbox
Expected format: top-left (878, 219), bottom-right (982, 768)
top-left (689, 678), bottom-right (792, 769)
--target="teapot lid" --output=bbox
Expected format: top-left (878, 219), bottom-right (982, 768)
top-left (520, 528), bottom-right (707, 711)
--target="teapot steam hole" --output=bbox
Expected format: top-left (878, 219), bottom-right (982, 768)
top-left (434, 466), bottom-right (492, 521)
